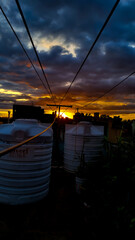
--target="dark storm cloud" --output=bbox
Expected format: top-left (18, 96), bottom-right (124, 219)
top-left (13, 0), bottom-right (135, 48)
top-left (18, 0), bottom-right (115, 37)
top-left (0, 0), bottom-right (135, 118)
top-left (1, 0), bottom-right (118, 48)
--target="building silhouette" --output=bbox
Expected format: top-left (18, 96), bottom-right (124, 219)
top-left (13, 104), bottom-right (56, 123)
top-left (13, 104), bottom-right (44, 121)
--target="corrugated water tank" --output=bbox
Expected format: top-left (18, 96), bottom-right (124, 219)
top-left (0, 119), bottom-right (53, 205)
top-left (64, 121), bottom-right (104, 173)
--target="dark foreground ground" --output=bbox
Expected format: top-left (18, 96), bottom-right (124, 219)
top-left (0, 166), bottom-right (135, 240)
top-left (0, 168), bottom-right (89, 240)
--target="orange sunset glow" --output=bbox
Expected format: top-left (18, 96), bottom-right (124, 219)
top-left (0, 0), bottom-right (135, 122)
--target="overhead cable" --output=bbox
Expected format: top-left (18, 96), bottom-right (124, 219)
top-left (80, 71), bottom-right (135, 109)
top-left (59, 0), bottom-right (120, 105)
top-left (15, 0), bottom-right (56, 105)
top-left (0, 6), bottom-right (54, 111)
top-left (0, 7), bottom-right (49, 94)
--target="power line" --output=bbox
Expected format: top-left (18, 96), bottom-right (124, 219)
top-left (47, 104), bottom-right (72, 117)
top-left (62, 71), bottom-right (135, 113)
top-left (80, 71), bottom-right (135, 109)
top-left (0, 7), bottom-right (49, 94)
top-left (59, 0), bottom-right (120, 105)
top-left (15, 0), bottom-right (56, 105)
top-left (0, 6), bottom-right (54, 111)
top-left (59, 105), bottom-right (73, 116)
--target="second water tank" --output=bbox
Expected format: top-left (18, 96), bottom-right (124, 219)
top-left (64, 121), bottom-right (104, 173)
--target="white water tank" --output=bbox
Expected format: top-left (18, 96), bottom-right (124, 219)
top-left (0, 119), bottom-right (53, 205)
top-left (64, 121), bottom-right (104, 173)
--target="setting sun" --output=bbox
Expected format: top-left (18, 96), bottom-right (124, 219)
top-left (60, 113), bottom-right (68, 118)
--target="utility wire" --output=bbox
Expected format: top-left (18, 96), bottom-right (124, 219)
top-left (0, 6), bottom-right (54, 111)
top-left (62, 71), bottom-right (135, 113)
top-left (80, 71), bottom-right (135, 109)
top-left (60, 105), bottom-right (73, 116)
top-left (59, 0), bottom-right (120, 105)
top-left (0, 7), bottom-right (48, 94)
top-left (15, 0), bottom-right (56, 105)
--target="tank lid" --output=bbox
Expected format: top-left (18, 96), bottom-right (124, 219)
top-left (79, 121), bottom-right (91, 124)
top-left (14, 119), bottom-right (38, 125)
top-left (65, 122), bottom-right (104, 136)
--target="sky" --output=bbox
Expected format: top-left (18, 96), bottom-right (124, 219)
top-left (0, 0), bottom-right (135, 119)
